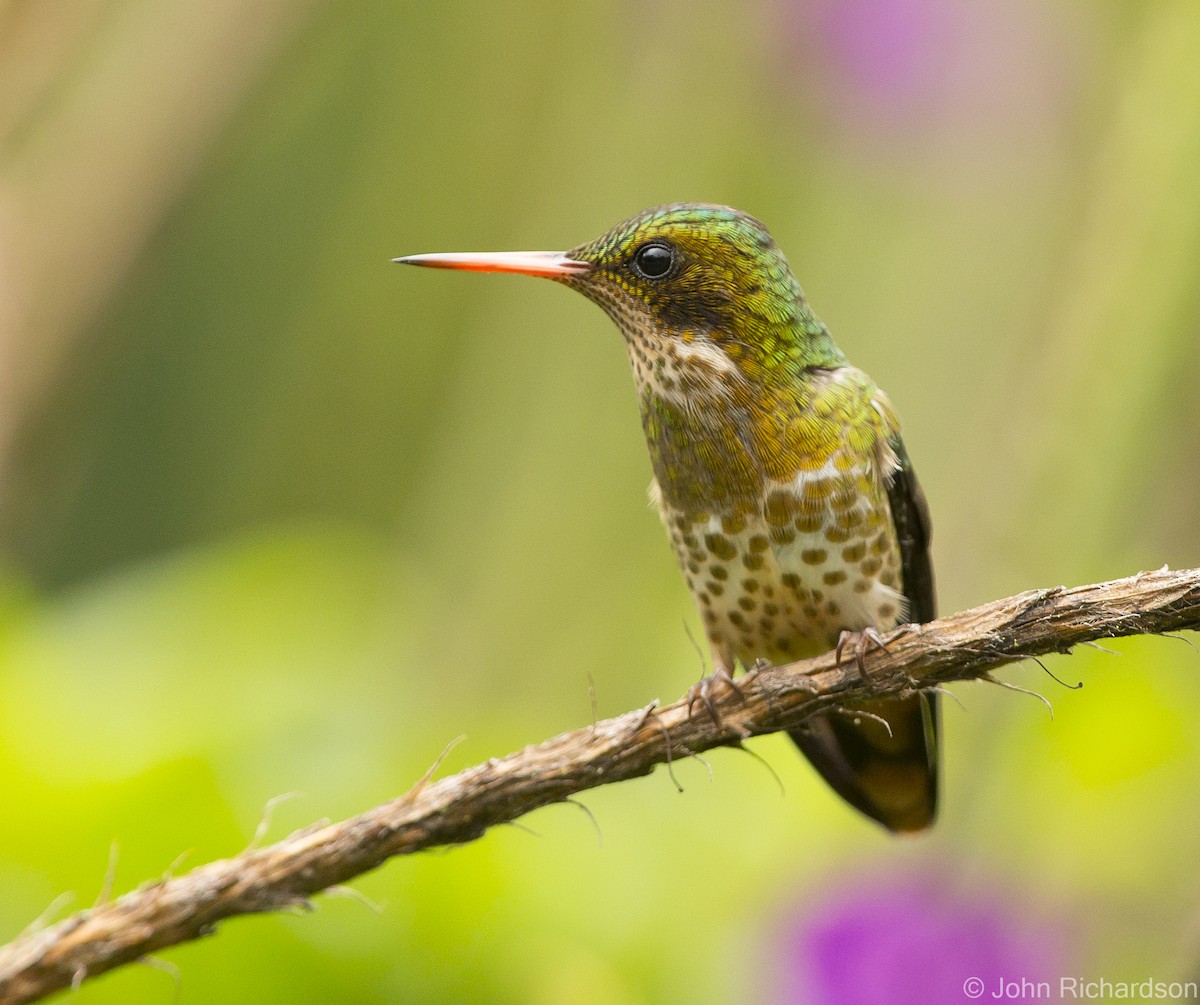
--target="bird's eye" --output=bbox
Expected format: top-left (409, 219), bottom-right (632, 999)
top-left (632, 242), bottom-right (675, 280)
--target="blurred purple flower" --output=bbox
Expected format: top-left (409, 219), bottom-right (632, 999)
top-left (777, 0), bottom-right (1082, 149)
top-left (774, 879), bottom-right (1065, 1005)
top-left (820, 0), bottom-right (955, 112)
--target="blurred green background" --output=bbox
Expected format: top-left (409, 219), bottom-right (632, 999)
top-left (2, 2), bottom-right (1200, 1002)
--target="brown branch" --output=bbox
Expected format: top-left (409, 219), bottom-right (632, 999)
top-left (3, 566), bottom-right (1200, 1004)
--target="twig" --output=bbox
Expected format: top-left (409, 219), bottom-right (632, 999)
top-left (2, 566), bottom-right (1199, 1005)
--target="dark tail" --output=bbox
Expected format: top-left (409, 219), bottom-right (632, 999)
top-left (788, 691), bottom-right (939, 832)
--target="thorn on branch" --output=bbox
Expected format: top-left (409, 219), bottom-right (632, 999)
top-left (648, 710), bottom-right (683, 793)
top-left (502, 820), bottom-right (541, 839)
top-left (983, 672), bottom-right (1055, 719)
top-left (730, 740), bottom-right (786, 796)
top-left (1161, 631), bottom-right (1199, 655)
top-left (93, 842), bottom-right (119, 909)
top-left (325, 885), bottom-right (386, 915)
top-left (687, 750), bottom-right (715, 781)
top-left (138, 954), bottom-right (181, 999)
top-left (925, 685), bottom-right (966, 712)
top-left (833, 706), bottom-right (893, 738)
top-left (21, 892), bottom-right (74, 939)
top-left (402, 734), bottom-right (467, 805)
top-left (628, 700), bottom-right (659, 737)
top-left (1030, 655), bottom-right (1083, 691)
top-left (564, 798), bottom-right (604, 848)
top-left (162, 849), bottom-right (192, 882)
top-left (246, 792), bottom-right (305, 853)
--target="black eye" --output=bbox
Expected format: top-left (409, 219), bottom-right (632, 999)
top-left (632, 242), bottom-right (675, 280)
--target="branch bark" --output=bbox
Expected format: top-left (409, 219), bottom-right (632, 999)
top-left (3, 566), bottom-right (1200, 1005)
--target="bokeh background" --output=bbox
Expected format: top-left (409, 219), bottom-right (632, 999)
top-left (2, 2), bottom-right (1200, 1002)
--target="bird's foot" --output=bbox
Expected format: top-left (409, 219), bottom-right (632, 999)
top-left (891, 624), bottom-right (925, 690)
top-left (834, 627), bottom-right (890, 683)
top-left (744, 658), bottom-right (770, 685)
top-left (685, 666), bottom-right (752, 728)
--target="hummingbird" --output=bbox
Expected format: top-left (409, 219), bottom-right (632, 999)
top-left (396, 204), bottom-right (938, 832)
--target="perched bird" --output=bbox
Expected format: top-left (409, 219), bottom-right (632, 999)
top-left (396, 204), bottom-right (938, 832)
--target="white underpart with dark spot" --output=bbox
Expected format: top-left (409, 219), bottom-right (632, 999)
top-left (654, 455), bottom-right (905, 673)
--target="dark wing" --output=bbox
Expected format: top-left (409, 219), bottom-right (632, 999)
top-left (881, 432), bottom-right (939, 826)
top-left (886, 434), bottom-right (936, 622)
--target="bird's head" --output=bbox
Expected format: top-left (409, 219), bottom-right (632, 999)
top-left (396, 204), bottom-right (845, 392)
